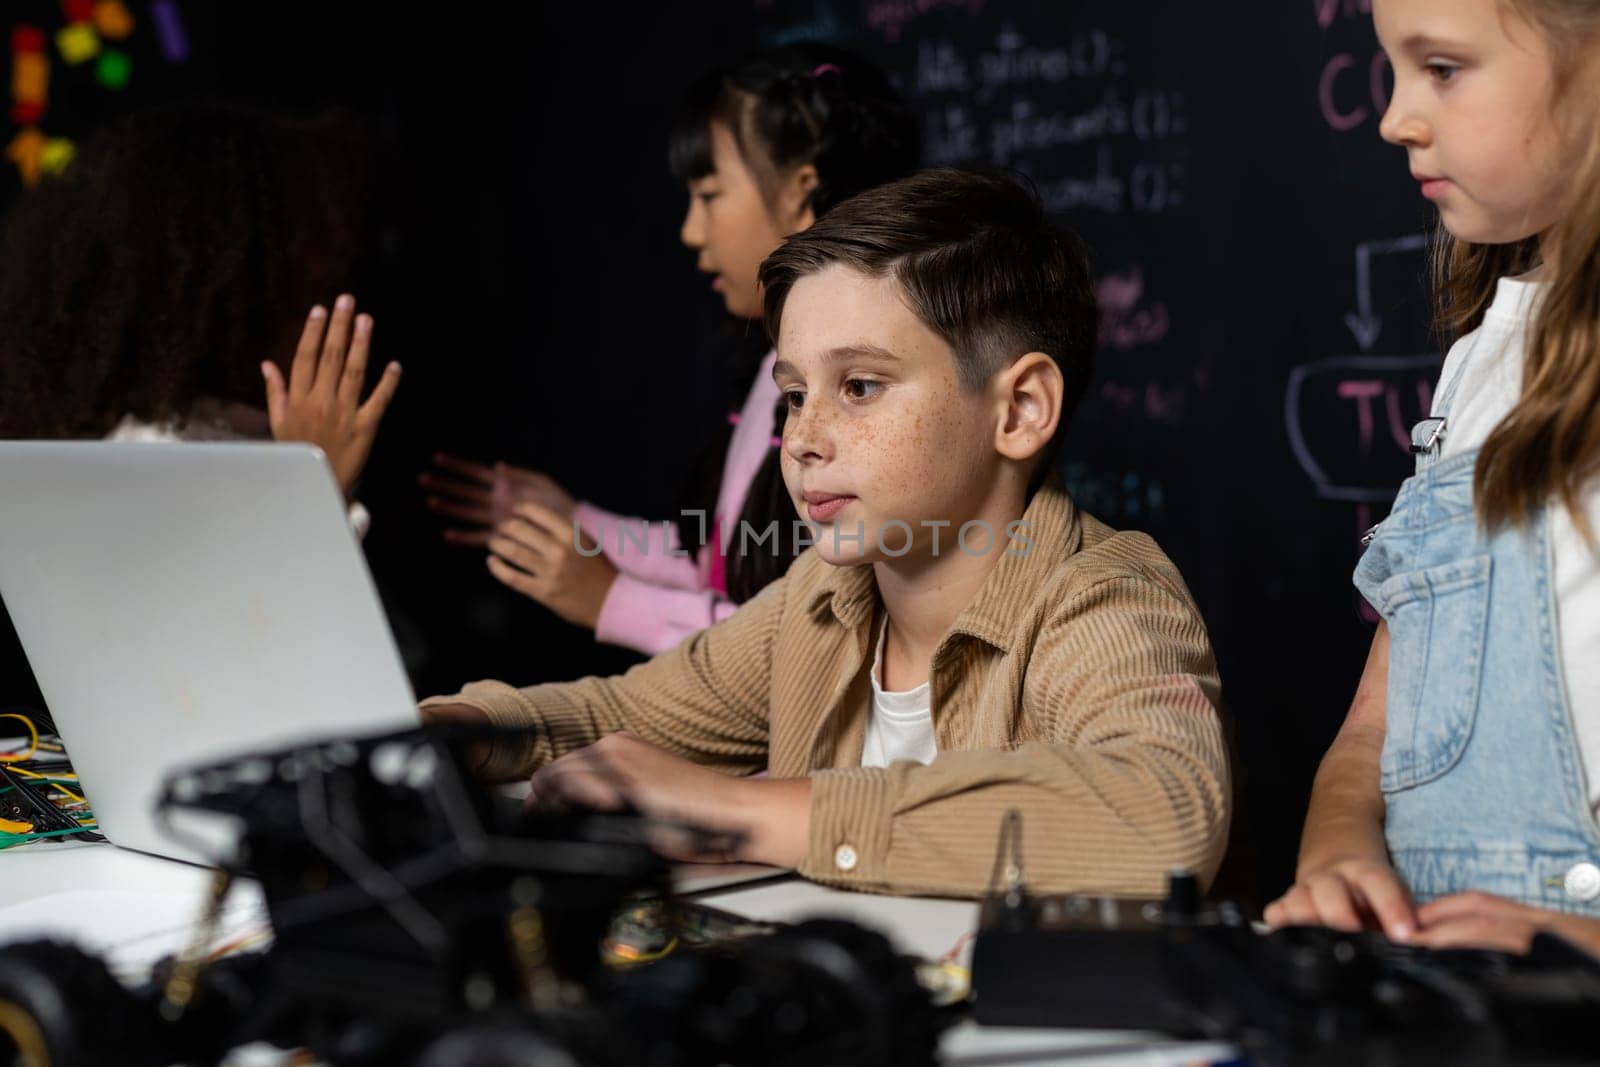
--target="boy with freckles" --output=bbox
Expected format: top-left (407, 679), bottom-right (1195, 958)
top-left (423, 170), bottom-right (1230, 897)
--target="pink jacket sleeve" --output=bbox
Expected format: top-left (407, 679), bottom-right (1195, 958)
top-left (573, 501), bottom-right (701, 590)
top-left (591, 573), bottom-right (741, 656)
top-left (574, 349), bottom-right (779, 657)
top-left (575, 501), bottom-right (740, 655)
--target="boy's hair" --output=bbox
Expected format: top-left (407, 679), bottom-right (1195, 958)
top-left (0, 101), bottom-right (374, 439)
top-left (759, 168), bottom-right (1099, 455)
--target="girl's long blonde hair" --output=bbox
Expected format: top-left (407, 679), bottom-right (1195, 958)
top-left (1434, 0), bottom-right (1600, 538)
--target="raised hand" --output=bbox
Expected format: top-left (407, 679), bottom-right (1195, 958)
top-left (263, 295), bottom-right (401, 497)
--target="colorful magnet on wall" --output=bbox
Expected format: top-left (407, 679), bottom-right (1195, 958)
top-left (40, 137), bottom-right (76, 176)
top-left (92, 0), bottom-right (135, 39)
top-left (62, 0), bottom-right (96, 23)
top-left (5, 127), bottom-right (46, 187)
top-left (149, 0), bottom-right (189, 64)
top-left (11, 26), bottom-right (46, 50)
top-left (95, 48), bottom-right (131, 90)
top-left (56, 22), bottom-right (101, 65)
top-left (10, 26), bottom-right (49, 125)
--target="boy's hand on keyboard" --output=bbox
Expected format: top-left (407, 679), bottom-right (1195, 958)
top-left (263, 295), bottom-right (401, 497)
top-left (524, 732), bottom-right (810, 866)
top-left (421, 455), bottom-right (577, 547)
top-left (1264, 857), bottom-right (1418, 943)
top-left (486, 500), bottom-right (617, 629)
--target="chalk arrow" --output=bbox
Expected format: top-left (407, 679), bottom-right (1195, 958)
top-left (1343, 310), bottom-right (1384, 352)
top-left (1346, 234), bottom-right (1428, 351)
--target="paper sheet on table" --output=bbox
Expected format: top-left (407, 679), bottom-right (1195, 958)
top-left (0, 884), bottom-right (269, 982)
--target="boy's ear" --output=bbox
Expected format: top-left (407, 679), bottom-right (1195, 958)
top-left (993, 352), bottom-right (1063, 465)
top-left (781, 164), bottom-right (820, 233)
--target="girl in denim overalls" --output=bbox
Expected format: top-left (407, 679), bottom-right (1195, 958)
top-left (1266, 0), bottom-right (1600, 958)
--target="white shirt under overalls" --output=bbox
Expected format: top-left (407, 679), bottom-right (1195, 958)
top-left (1430, 275), bottom-right (1600, 817)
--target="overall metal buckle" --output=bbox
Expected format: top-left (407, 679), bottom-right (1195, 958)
top-left (1410, 417), bottom-right (1447, 455)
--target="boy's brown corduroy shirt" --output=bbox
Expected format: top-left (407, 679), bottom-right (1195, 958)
top-left (423, 477), bottom-right (1230, 898)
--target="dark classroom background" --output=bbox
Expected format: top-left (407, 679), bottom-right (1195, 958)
top-left (1, 0), bottom-right (1439, 900)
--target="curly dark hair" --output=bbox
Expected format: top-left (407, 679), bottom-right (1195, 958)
top-left (0, 100), bottom-right (374, 439)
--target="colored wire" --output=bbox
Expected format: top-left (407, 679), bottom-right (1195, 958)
top-left (4, 767), bottom-right (85, 801)
top-left (0, 825), bottom-right (99, 849)
top-left (206, 928), bottom-right (274, 961)
top-left (7, 768), bottom-right (74, 784)
top-left (0, 713), bottom-right (39, 763)
top-left (602, 935), bottom-right (680, 965)
top-left (940, 931), bottom-right (975, 964)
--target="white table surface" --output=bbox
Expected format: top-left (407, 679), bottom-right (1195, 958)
top-left (0, 840), bottom-right (1237, 1066)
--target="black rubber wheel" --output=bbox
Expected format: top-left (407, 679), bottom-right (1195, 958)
top-left (0, 940), bottom-right (158, 1067)
top-left (649, 917), bottom-right (945, 1067)
top-left (752, 918), bottom-right (945, 1067)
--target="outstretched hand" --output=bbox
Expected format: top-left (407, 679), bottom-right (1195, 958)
top-left (421, 455), bottom-right (576, 546)
top-left (486, 500), bottom-right (617, 629)
top-left (263, 295), bottom-right (401, 497)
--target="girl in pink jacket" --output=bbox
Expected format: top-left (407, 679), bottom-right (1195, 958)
top-left (423, 44), bottom-right (918, 655)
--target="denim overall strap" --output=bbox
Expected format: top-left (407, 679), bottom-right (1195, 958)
top-left (1409, 343), bottom-right (1473, 472)
top-left (1359, 351), bottom-right (1467, 552)
top-left (1354, 373), bottom-right (1600, 913)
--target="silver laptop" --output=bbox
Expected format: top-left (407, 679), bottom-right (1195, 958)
top-left (0, 442), bottom-right (419, 863)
